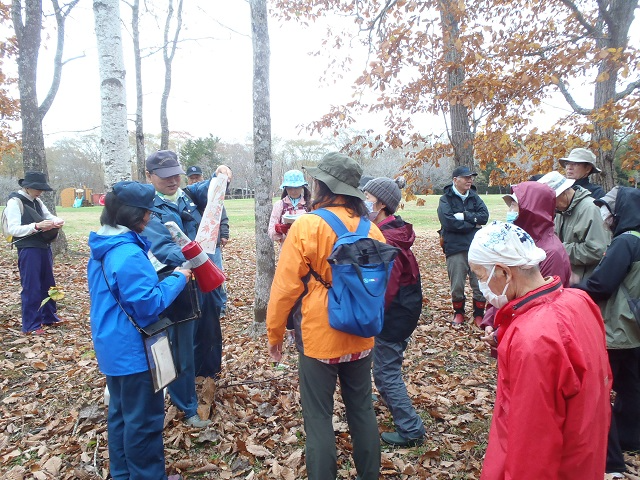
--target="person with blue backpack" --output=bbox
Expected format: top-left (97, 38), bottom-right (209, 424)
top-left (363, 177), bottom-right (425, 448)
top-left (266, 152), bottom-right (388, 480)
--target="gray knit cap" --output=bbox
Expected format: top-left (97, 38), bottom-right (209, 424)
top-left (363, 177), bottom-right (403, 213)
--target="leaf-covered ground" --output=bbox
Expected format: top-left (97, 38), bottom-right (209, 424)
top-left (1, 234), bottom-right (639, 479)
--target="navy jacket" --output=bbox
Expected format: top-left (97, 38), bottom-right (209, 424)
top-left (437, 184), bottom-right (489, 257)
top-left (573, 177), bottom-right (605, 200)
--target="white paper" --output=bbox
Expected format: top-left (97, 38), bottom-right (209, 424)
top-left (150, 336), bottom-right (177, 389)
top-left (195, 174), bottom-right (227, 254)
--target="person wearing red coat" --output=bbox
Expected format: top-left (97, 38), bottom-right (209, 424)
top-left (469, 222), bottom-right (611, 480)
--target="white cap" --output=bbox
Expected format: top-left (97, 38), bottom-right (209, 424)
top-left (537, 171), bottom-right (575, 197)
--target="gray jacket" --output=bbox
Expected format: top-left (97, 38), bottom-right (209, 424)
top-left (555, 186), bottom-right (610, 282)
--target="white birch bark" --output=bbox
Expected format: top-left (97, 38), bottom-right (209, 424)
top-left (93, 0), bottom-right (131, 189)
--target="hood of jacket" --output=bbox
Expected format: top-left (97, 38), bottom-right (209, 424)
top-left (563, 186), bottom-right (594, 215)
top-left (613, 187), bottom-right (640, 237)
top-left (88, 226), bottom-right (149, 262)
top-left (378, 215), bottom-right (415, 250)
top-left (512, 181), bottom-right (556, 242)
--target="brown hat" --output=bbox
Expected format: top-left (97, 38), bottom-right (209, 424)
top-left (304, 152), bottom-right (365, 200)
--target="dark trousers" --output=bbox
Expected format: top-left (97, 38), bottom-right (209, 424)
top-left (606, 348), bottom-right (640, 472)
top-left (18, 247), bottom-right (58, 333)
top-left (298, 353), bottom-right (380, 480)
top-left (193, 289), bottom-right (222, 378)
top-left (167, 320), bottom-right (198, 418)
top-left (106, 372), bottom-right (166, 480)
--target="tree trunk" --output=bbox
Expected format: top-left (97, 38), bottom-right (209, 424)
top-left (590, 0), bottom-right (638, 192)
top-left (93, 0), bottom-right (130, 188)
top-left (131, 0), bottom-right (145, 182)
top-left (439, 0), bottom-right (474, 169)
top-left (249, 0), bottom-right (274, 336)
top-left (12, 0), bottom-right (77, 256)
top-left (160, 0), bottom-right (183, 150)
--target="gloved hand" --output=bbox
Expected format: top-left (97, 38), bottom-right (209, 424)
top-left (274, 223), bottom-right (291, 235)
top-left (453, 212), bottom-right (464, 221)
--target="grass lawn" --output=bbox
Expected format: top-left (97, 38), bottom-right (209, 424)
top-left (4, 194), bottom-right (509, 241)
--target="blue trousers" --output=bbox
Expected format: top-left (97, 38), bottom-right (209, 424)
top-left (298, 353), bottom-right (380, 480)
top-left (167, 319), bottom-right (198, 418)
top-left (211, 246), bottom-right (228, 311)
top-left (18, 247), bottom-right (59, 333)
top-left (106, 372), bottom-right (167, 480)
top-left (373, 337), bottom-right (425, 440)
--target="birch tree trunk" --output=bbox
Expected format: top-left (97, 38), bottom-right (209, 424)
top-left (93, 0), bottom-right (130, 188)
top-left (249, 0), bottom-right (274, 335)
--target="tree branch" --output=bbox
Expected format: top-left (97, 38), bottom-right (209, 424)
top-left (39, 0), bottom-right (80, 119)
top-left (555, 77), bottom-right (591, 115)
top-left (615, 78), bottom-right (640, 102)
top-left (558, 0), bottom-right (598, 36)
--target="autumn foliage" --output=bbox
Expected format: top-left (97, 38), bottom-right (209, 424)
top-left (272, 0), bottom-right (640, 188)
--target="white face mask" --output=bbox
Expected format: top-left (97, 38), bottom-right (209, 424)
top-left (478, 265), bottom-right (510, 309)
top-left (365, 200), bottom-right (380, 222)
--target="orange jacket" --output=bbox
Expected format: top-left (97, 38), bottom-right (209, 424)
top-left (266, 205), bottom-right (386, 359)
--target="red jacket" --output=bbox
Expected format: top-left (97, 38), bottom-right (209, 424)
top-left (481, 277), bottom-right (611, 480)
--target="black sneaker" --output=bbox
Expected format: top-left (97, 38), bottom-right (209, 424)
top-left (381, 431), bottom-right (424, 447)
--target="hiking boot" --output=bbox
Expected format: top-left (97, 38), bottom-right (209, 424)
top-left (473, 300), bottom-right (486, 329)
top-left (473, 315), bottom-right (484, 329)
top-left (381, 431), bottom-right (424, 447)
top-left (43, 318), bottom-right (67, 328)
top-left (184, 414), bottom-right (211, 428)
top-left (451, 313), bottom-right (465, 325)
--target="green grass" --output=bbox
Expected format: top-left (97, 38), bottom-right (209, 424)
top-left (2, 195), bottom-right (511, 239)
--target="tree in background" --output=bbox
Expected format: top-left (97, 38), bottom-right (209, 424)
top-left (250, 0), bottom-right (274, 334)
top-left (93, 0), bottom-right (130, 188)
top-left (179, 134), bottom-right (223, 176)
top-left (160, 0), bottom-right (183, 150)
top-left (11, 0), bottom-right (79, 255)
top-left (128, 0), bottom-right (146, 182)
top-left (273, 1), bottom-right (640, 191)
top-left (0, 3), bottom-right (20, 156)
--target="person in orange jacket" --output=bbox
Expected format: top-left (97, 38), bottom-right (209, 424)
top-left (266, 152), bottom-right (383, 480)
top-left (469, 222), bottom-right (611, 480)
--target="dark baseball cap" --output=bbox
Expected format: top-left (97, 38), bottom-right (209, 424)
top-left (452, 166), bottom-right (478, 178)
top-left (112, 181), bottom-right (162, 213)
top-left (146, 150), bottom-right (185, 178)
top-left (186, 165), bottom-right (203, 176)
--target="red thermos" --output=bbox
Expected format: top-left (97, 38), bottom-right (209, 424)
top-left (181, 241), bottom-right (225, 293)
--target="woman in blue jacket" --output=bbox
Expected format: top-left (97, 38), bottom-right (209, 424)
top-left (87, 181), bottom-right (190, 480)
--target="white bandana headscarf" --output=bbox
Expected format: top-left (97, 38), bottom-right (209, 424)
top-left (469, 221), bottom-right (546, 268)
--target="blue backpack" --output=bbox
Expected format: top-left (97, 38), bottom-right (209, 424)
top-left (309, 209), bottom-right (400, 337)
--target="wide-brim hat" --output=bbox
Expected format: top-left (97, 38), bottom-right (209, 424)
top-left (304, 152), bottom-right (365, 200)
top-left (502, 193), bottom-right (518, 207)
top-left (559, 148), bottom-right (602, 174)
top-left (113, 181), bottom-right (163, 214)
top-left (19, 171), bottom-right (53, 191)
top-left (146, 150), bottom-right (186, 178)
top-left (537, 171), bottom-right (575, 197)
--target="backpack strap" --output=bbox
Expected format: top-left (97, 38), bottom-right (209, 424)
top-left (307, 209), bottom-right (372, 289)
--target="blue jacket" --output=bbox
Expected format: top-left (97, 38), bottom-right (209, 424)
top-left (144, 178), bottom-right (226, 266)
top-left (87, 226), bottom-right (187, 376)
top-left (437, 184), bottom-right (489, 257)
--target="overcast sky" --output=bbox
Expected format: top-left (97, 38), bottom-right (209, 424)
top-left (33, 1), bottom-right (387, 146)
top-left (27, 1), bottom-right (605, 149)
